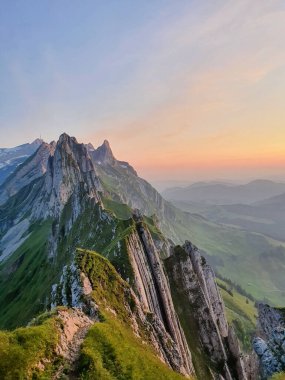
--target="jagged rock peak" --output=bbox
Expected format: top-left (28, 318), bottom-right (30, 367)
top-left (58, 132), bottom-right (78, 145)
top-left (90, 139), bottom-right (115, 164)
top-left (31, 133), bottom-right (102, 219)
top-left (32, 138), bottom-right (44, 145)
top-left (86, 142), bottom-right (95, 151)
top-left (0, 140), bottom-right (56, 204)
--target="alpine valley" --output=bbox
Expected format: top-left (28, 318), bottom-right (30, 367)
top-left (0, 133), bottom-right (284, 380)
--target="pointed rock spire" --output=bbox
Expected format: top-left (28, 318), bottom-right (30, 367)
top-left (90, 139), bottom-right (116, 164)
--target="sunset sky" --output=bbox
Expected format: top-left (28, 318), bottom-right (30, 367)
top-left (1, 0), bottom-right (285, 183)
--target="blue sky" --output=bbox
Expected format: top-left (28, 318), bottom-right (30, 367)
top-left (1, 1), bottom-right (285, 182)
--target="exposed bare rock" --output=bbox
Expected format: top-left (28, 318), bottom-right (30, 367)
top-left (0, 138), bottom-right (43, 186)
top-left (53, 308), bottom-right (94, 379)
top-left (89, 139), bottom-right (116, 165)
top-left (165, 241), bottom-right (250, 380)
top-left (0, 141), bottom-right (55, 205)
top-left (52, 252), bottom-right (192, 377)
top-left (253, 303), bottom-right (285, 379)
top-left (33, 133), bottom-right (102, 219)
top-left (126, 213), bottom-right (195, 377)
top-left (55, 308), bottom-right (93, 360)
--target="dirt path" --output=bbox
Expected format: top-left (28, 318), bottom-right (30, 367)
top-left (52, 308), bottom-right (94, 380)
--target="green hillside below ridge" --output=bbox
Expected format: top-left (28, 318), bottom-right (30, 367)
top-left (216, 278), bottom-right (257, 352)
top-left (76, 248), bottom-right (190, 380)
top-left (169, 201), bottom-right (285, 306)
top-left (103, 188), bottom-right (285, 305)
top-left (0, 249), bottom-right (189, 380)
top-left (0, 196), bottom-right (137, 329)
top-left (97, 163), bottom-right (285, 305)
top-left (102, 197), bottom-right (260, 352)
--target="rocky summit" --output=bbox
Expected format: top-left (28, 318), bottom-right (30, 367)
top-left (0, 132), bottom-right (283, 380)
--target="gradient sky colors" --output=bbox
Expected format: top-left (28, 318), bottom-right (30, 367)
top-left (1, 1), bottom-right (285, 183)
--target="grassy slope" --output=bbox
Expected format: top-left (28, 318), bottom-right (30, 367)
top-left (0, 251), bottom-right (189, 380)
top-left (101, 196), bottom-right (261, 354)
top-left (217, 279), bottom-right (257, 351)
top-left (161, 206), bottom-right (285, 305)
top-left (76, 248), bottom-right (188, 380)
top-left (0, 197), bottom-right (138, 329)
top-left (97, 164), bottom-right (285, 305)
top-left (0, 220), bottom-right (54, 329)
top-left (171, 202), bottom-right (285, 305)
top-left (0, 311), bottom-right (59, 379)
top-left (164, 252), bottom-right (213, 380)
top-left (80, 312), bottom-right (185, 380)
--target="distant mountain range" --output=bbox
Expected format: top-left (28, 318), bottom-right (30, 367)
top-left (0, 139), bottom-right (43, 185)
top-left (0, 134), bottom-right (284, 378)
top-left (0, 133), bottom-right (258, 379)
top-left (163, 179), bottom-right (285, 205)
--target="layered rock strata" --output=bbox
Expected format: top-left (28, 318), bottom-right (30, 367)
top-left (126, 212), bottom-right (195, 377)
top-left (165, 241), bottom-right (250, 380)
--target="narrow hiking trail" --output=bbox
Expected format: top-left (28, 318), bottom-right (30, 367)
top-left (52, 308), bottom-right (94, 380)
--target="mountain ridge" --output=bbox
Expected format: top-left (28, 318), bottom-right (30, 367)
top-left (0, 132), bottom-right (260, 379)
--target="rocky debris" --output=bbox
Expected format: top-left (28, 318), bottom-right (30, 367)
top-left (165, 241), bottom-right (250, 380)
top-left (53, 308), bottom-right (94, 379)
top-left (257, 304), bottom-right (285, 339)
top-left (51, 263), bottom-right (96, 316)
top-left (126, 213), bottom-right (195, 377)
top-left (253, 304), bottom-right (285, 379)
top-left (55, 308), bottom-right (93, 360)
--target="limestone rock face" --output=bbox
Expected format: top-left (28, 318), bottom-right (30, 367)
top-left (0, 141), bottom-right (55, 205)
top-left (33, 133), bottom-right (102, 219)
top-left (89, 139), bottom-right (116, 165)
top-left (0, 138), bottom-right (43, 186)
top-left (253, 304), bottom-right (285, 378)
top-left (126, 213), bottom-right (195, 377)
top-left (165, 241), bottom-right (250, 380)
top-left (51, 251), bottom-right (193, 377)
top-left (0, 133), bottom-right (103, 264)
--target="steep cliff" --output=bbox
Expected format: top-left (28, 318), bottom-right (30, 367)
top-left (49, 248), bottom-right (194, 379)
top-left (0, 141), bottom-right (55, 205)
top-left (0, 139), bottom-right (43, 186)
top-left (253, 304), bottom-right (285, 379)
top-left (165, 241), bottom-right (252, 380)
top-left (126, 212), bottom-right (195, 376)
top-left (0, 133), bottom-right (255, 380)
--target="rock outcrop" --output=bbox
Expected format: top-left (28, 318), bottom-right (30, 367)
top-left (165, 241), bottom-right (250, 380)
top-left (0, 141), bottom-right (55, 205)
top-left (253, 303), bottom-right (285, 379)
top-left (52, 248), bottom-right (193, 377)
top-left (33, 133), bottom-right (102, 219)
top-left (89, 139), bottom-right (116, 165)
top-left (124, 212), bottom-right (195, 377)
top-left (0, 138), bottom-right (43, 186)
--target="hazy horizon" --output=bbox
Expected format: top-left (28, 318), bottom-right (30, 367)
top-left (1, 1), bottom-right (285, 182)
